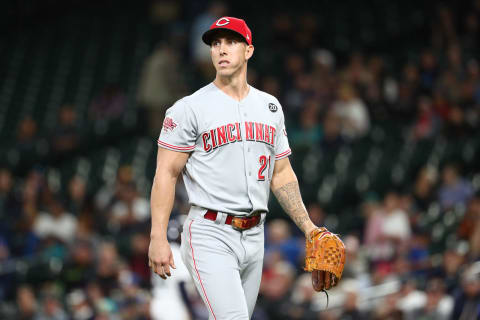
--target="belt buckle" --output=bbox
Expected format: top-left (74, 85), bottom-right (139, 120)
top-left (231, 216), bottom-right (247, 231)
top-left (231, 214), bottom-right (260, 231)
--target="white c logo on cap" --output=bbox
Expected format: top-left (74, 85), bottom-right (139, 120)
top-left (216, 17), bottom-right (230, 26)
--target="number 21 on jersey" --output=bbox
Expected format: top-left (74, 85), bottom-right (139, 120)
top-left (258, 155), bottom-right (271, 181)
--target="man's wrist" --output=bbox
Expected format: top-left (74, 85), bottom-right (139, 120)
top-left (304, 223), bottom-right (317, 237)
top-left (150, 231), bottom-right (167, 240)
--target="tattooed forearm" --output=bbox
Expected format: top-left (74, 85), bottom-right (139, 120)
top-left (272, 181), bottom-right (311, 233)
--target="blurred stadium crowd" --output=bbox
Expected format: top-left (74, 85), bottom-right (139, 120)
top-left (1, 0), bottom-right (480, 319)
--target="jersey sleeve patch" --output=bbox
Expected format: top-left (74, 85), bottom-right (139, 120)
top-left (275, 148), bottom-right (291, 160)
top-left (157, 99), bottom-right (198, 152)
top-left (162, 117), bottom-right (178, 132)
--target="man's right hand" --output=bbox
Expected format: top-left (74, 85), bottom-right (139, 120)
top-left (148, 236), bottom-right (176, 279)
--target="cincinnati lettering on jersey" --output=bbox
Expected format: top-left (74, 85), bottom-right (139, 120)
top-left (202, 122), bottom-right (276, 152)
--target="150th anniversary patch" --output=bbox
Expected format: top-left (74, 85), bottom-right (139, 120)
top-left (268, 103), bottom-right (278, 112)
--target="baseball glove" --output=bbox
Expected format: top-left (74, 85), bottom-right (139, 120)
top-left (305, 227), bottom-right (346, 291)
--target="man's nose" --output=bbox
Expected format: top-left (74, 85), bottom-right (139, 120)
top-left (219, 42), bottom-right (227, 55)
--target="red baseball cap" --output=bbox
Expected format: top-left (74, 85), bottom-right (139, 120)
top-left (202, 17), bottom-right (252, 46)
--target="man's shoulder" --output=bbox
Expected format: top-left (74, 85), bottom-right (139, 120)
top-left (167, 83), bottom-right (215, 112)
top-left (182, 83), bottom-right (217, 106)
top-left (250, 86), bottom-right (281, 105)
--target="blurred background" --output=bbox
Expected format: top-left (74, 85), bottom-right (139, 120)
top-left (1, 0), bottom-right (480, 319)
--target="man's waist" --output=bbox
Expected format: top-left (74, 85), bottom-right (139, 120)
top-left (189, 201), bottom-right (268, 216)
top-left (204, 210), bottom-right (264, 231)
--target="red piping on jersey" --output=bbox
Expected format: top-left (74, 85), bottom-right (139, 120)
top-left (189, 220), bottom-right (217, 320)
top-left (157, 139), bottom-right (195, 151)
top-left (275, 148), bottom-right (292, 159)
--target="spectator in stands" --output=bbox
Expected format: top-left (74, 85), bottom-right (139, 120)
top-left (363, 196), bottom-right (386, 261)
top-left (260, 75), bottom-right (282, 100)
top-left (282, 273), bottom-right (318, 320)
top-left (0, 168), bottom-right (18, 245)
top-left (60, 240), bottom-right (95, 292)
top-left (289, 99), bottom-right (322, 149)
top-left (458, 194), bottom-right (480, 259)
top-left (85, 281), bottom-right (117, 317)
top-left (443, 105), bottom-right (470, 139)
top-left (35, 292), bottom-right (68, 320)
top-left (108, 182), bottom-right (150, 233)
top-left (264, 219), bottom-right (303, 268)
top-left (407, 231), bottom-right (430, 273)
top-left (396, 279), bottom-right (427, 318)
top-left (95, 165), bottom-right (133, 213)
top-left (446, 44), bottom-right (465, 79)
top-left (89, 84), bottom-right (125, 121)
top-left (50, 105), bottom-right (80, 154)
top-left (128, 233), bottom-right (150, 287)
top-left (419, 50), bottom-right (439, 94)
top-left (148, 0), bottom-right (181, 24)
top-left (117, 266), bottom-right (150, 320)
top-left (437, 163), bottom-right (474, 211)
top-left (431, 89), bottom-right (452, 121)
top-left (412, 278), bottom-right (453, 320)
top-left (365, 79), bottom-right (388, 122)
top-left (33, 197), bottom-right (77, 244)
top-left (340, 289), bottom-right (366, 320)
top-left (16, 116), bottom-right (38, 153)
top-left (270, 13), bottom-right (295, 50)
top-left (14, 285), bottom-right (39, 320)
top-left (66, 289), bottom-right (94, 320)
top-left (311, 48), bottom-right (337, 110)
top-left (389, 63), bottom-right (419, 120)
top-left (306, 202), bottom-right (326, 228)
top-left (67, 175), bottom-right (87, 216)
top-left (95, 241), bottom-right (121, 296)
top-left (461, 12), bottom-right (479, 51)
top-left (283, 54), bottom-right (308, 112)
top-left (381, 191), bottom-right (411, 245)
top-left (0, 236), bottom-right (11, 301)
top-left (429, 243), bottom-right (468, 294)
top-left (13, 169), bottom-right (46, 256)
top-left (137, 41), bottom-right (187, 135)
top-left (451, 262), bottom-right (480, 319)
top-left (74, 200), bottom-right (96, 243)
top-left (257, 261), bottom-right (296, 320)
top-left (462, 59), bottom-right (480, 113)
top-left (412, 95), bottom-right (441, 140)
top-left (438, 69), bottom-right (463, 105)
top-left (332, 82), bottom-right (370, 139)
top-left (320, 109), bottom-right (344, 151)
top-left (412, 166), bottom-right (438, 213)
top-left (364, 191), bottom-right (411, 266)
top-left (373, 292), bottom-right (404, 320)
top-left (0, 168), bottom-right (14, 207)
top-left (342, 234), bottom-right (370, 286)
top-left (342, 52), bottom-right (370, 88)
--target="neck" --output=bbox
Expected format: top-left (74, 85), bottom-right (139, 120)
top-left (213, 67), bottom-right (249, 101)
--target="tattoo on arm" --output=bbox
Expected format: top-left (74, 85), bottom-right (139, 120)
top-left (272, 181), bottom-right (310, 232)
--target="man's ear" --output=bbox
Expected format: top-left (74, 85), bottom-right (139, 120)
top-left (245, 45), bottom-right (254, 61)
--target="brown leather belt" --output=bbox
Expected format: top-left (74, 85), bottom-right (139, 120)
top-left (204, 210), bottom-right (261, 231)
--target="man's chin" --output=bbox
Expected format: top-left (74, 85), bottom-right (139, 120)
top-left (216, 68), bottom-right (236, 77)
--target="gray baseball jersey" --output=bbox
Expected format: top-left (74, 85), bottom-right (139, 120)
top-left (157, 82), bottom-right (291, 320)
top-left (157, 82), bottom-right (291, 215)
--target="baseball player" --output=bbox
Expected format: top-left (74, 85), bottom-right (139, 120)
top-left (148, 17), bottom-right (344, 320)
